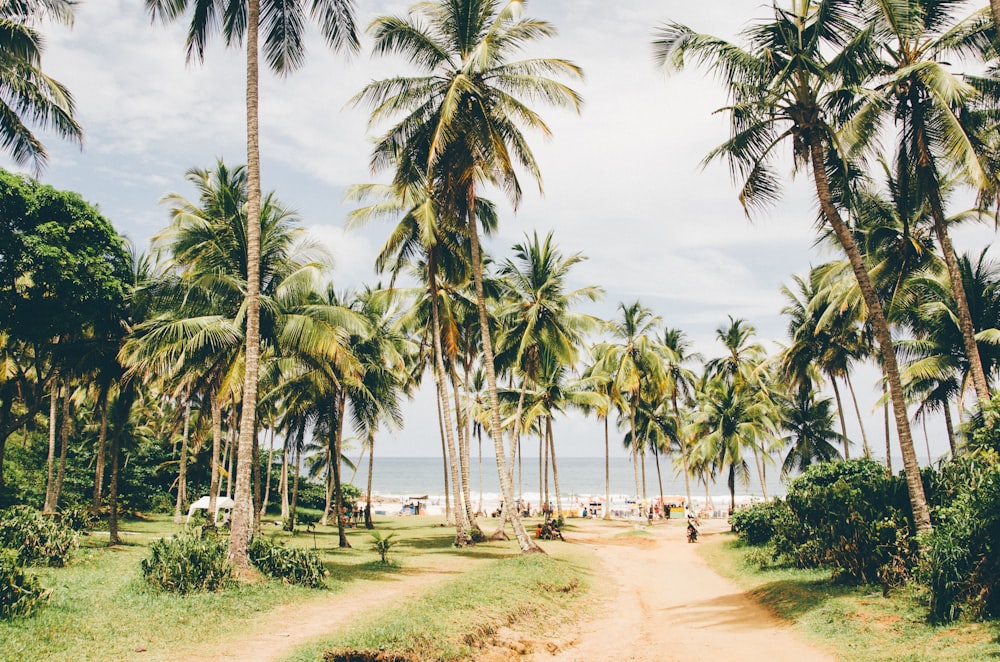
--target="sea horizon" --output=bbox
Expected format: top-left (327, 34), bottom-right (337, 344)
top-left (346, 455), bottom-right (791, 504)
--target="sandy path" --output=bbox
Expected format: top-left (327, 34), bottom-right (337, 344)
top-left (524, 518), bottom-right (834, 662)
top-left (156, 560), bottom-right (473, 662)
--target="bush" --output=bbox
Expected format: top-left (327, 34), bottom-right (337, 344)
top-left (729, 500), bottom-right (787, 546)
top-left (58, 505), bottom-right (97, 533)
top-left (0, 549), bottom-right (49, 619)
top-left (248, 536), bottom-right (327, 588)
top-left (778, 459), bottom-right (914, 585)
top-left (141, 530), bottom-right (233, 593)
top-left (918, 455), bottom-right (1000, 622)
top-left (0, 505), bottom-right (78, 567)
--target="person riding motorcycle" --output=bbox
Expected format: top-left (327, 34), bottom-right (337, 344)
top-left (685, 509), bottom-right (700, 543)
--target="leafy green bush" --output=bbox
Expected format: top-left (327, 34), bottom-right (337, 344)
top-left (729, 500), bottom-right (788, 546)
top-left (0, 505), bottom-right (78, 567)
top-left (778, 459), bottom-right (914, 585)
top-left (248, 536), bottom-right (327, 588)
top-left (141, 530), bottom-right (233, 593)
top-left (58, 505), bottom-right (97, 533)
top-left (0, 549), bottom-right (49, 619)
top-left (918, 455), bottom-right (1000, 622)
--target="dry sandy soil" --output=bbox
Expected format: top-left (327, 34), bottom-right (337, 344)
top-left (172, 519), bottom-right (833, 662)
top-left (514, 518), bottom-right (833, 662)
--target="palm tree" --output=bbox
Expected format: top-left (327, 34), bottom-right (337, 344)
top-left (591, 302), bottom-right (665, 516)
top-left (654, 0), bottom-right (932, 531)
top-left (661, 328), bottom-right (700, 509)
top-left (0, 0), bottom-right (82, 173)
top-left (146, 0), bottom-right (359, 568)
top-left (694, 372), bottom-right (776, 512)
top-left (357, 0), bottom-right (583, 554)
top-left (858, 0), bottom-right (994, 405)
top-left (777, 387), bottom-right (845, 475)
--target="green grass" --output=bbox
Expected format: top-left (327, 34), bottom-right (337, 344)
top-left (284, 541), bottom-right (594, 662)
top-left (0, 514), bottom-right (596, 661)
top-left (699, 534), bottom-right (1000, 661)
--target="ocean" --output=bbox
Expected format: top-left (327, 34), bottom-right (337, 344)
top-left (347, 455), bottom-right (788, 507)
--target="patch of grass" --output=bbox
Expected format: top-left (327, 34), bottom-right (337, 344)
top-left (699, 533), bottom-right (1000, 661)
top-left (285, 546), bottom-right (593, 662)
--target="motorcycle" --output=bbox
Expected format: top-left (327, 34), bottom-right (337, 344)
top-left (686, 517), bottom-right (699, 543)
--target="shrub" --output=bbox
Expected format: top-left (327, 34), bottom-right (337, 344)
top-left (58, 505), bottom-right (97, 533)
top-left (918, 456), bottom-right (1000, 622)
top-left (141, 530), bottom-right (233, 593)
top-left (779, 459), bottom-right (914, 585)
top-left (0, 549), bottom-right (49, 619)
top-left (249, 537), bottom-right (327, 588)
top-left (370, 532), bottom-right (399, 565)
top-left (729, 500), bottom-right (787, 546)
top-left (0, 505), bottom-right (78, 567)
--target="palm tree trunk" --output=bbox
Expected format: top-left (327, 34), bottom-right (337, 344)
top-left (809, 140), bottom-right (931, 532)
top-left (728, 464), bottom-right (736, 514)
top-left (435, 386), bottom-right (452, 526)
top-left (830, 376), bottom-right (849, 460)
top-left (450, 365), bottom-right (478, 531)
top-left (427, 252), bottom-right (470, 545)
top-left (107, 419), bottom-right (123, 546)
top-left (653, 445), bottom-right (664, 518)
top-left (943, 402), bottom-right (956, 457)
top-left (603, 415), bottom-right (610, 520)
top-left (845, 372), bottom-right (871, 458)
top-left (629, 408), bottom-right (642, 518)
top-left (921, 157), bottom-right (990, 405)
top-left (477, 426), bottom-right (483, 517)
top-left (365, 428), bottom-right (375, 530)
top-left (209, 390), bottom-right (222, 525)
top-left (53, 387), bottom-right (71, 511)
top-left (333, 392), bottom-right (350, 548)
top-left (547, 418), bottom-right (563, 518)
top-left (280, 436), bottom-right (289, 519)
top-left (922, 415), bottom-right (933, 467)
top-left (173, 396), bottom-right (191, 524)
top-left (466, 187), bottom-right (540, 554)
top-left (91, 386), bottom-right (110, 515)
top-left (225, 421), bottom-right (234, 498)
top-left (229, 0), bottom-right (263, 570)
top-left (883, 381), bottom-right (892, 473)
top-left (43, 374), bottom-right (58, 513)
top-left (672, 394), bottom-right (692, 513)
top-left (321, 446), bottom-right (333, 527)
top-left (543, 423), bottom-right (549, 510)
top-left (261, 427), bottom-right (275, 517)
top-left (286, 426), bottom-right (302, 532)
top-left (752, 445), bottom-right (767, 500)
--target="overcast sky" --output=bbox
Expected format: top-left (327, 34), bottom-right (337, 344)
top-left (5, 0), bottom-right (994, 462)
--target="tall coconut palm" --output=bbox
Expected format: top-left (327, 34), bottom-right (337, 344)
top-left (146, 0), bottom-right (359, 567)
top-left (857, 0), bottom-right (994, 404)
top-left (590, 302), bottom-right (665, 516)
top-left (495, 230), bottom-right (602, 493)
top-left (661, 327), bottom-right (700, 509)
top-left (357, 0), bottom-right (583, 554)
top-left (0, 0), bottom-right (82, 173)
top-left (655, 0), bottom-right (932, 530)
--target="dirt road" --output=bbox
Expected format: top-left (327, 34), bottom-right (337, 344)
top-left (522, 518), bottom-right (834, 662)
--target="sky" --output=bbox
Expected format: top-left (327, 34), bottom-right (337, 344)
top-left (5, 0), bottom-right (995, 462)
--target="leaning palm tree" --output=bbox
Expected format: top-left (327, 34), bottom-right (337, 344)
top-left (146, 0), bottom-right (359, 567)
top-left (357, 0), bottom-right (583, 554)
top-left (654, 0), bottom-right (932, 530)
top-left (856, 0), bottom-right (994, 405)
top-left (0, 0), bottom-right (82, 173)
